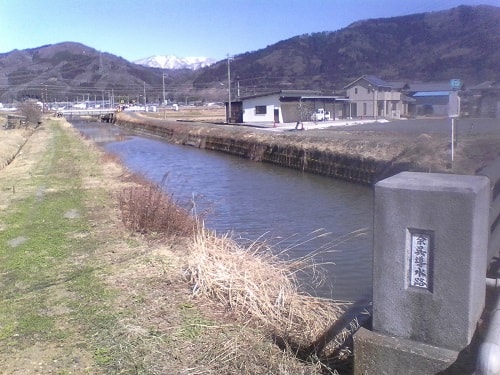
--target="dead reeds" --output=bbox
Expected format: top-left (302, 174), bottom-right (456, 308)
top-left (117, 171), bottom-right (366, 370)
top-left (118, 174), bottom-right (196, 238)
top-left (184, 225), bottom-right (363, 362)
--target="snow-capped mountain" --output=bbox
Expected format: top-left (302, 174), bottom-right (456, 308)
top-left (133, 55), bottom-right (216, 70)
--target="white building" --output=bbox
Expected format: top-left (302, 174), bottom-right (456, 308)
top-left (241, 92), bottom-right (282, 123)
top-left (228, 90), bottom-right (347, 124)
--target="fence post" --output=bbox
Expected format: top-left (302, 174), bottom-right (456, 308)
top-left (354, 171), bottom-right (490, 374)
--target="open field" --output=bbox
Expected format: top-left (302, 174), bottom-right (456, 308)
top-left (139, 106), bottom-right (226, 123)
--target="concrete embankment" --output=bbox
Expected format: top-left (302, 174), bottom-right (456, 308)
top-left (113, 112), bottom-right (413, 185)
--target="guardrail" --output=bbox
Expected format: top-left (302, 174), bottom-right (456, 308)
top-left (59, 109), bottom-right (114, 116)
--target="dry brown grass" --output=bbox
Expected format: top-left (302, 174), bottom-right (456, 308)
top-left (114, 174), bottom-right (359, 372)
top-left (0, 128), bottom-right (36, 169)
top-left (142, 107), bottom-right (226, 122)
top-left (118, 174), bottom-right (196, 238)
top-left (185, 226), bottom-right (361, 367)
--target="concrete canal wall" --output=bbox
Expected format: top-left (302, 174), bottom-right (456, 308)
top-left (354, 161), bottom-right (500, 374)
top-left (113, 114), bottom-right (412, 186)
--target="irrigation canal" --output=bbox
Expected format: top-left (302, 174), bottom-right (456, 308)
top-left (74, 120), bottom-right (374, 303)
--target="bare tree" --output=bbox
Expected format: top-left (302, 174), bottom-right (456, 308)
top-left (298, 101), bottom-right (314, 123)
top-left (17, 102), bottom-right (42, 126)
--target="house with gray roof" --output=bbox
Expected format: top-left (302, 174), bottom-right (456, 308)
top-left (343, 75), bottom-right (414, 119)
top-left (468, 81), bottom-right (500, 118)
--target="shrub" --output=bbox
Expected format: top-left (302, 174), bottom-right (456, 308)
top-left (18, 101), bottom-right (42, 125)
top-left (118, 175), bottom-right (196, 238)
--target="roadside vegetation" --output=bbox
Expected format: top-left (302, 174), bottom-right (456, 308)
top-left (17, 101), bottom-right (43, 125)
top-left (0, 117), bottom-right (360, 374)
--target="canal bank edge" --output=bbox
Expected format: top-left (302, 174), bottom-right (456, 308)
top-left (0, 117), bottom-right (333, 374)
top-left (113, 112), bottom-right (420, 186)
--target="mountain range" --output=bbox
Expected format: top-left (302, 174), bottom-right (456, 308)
top-left (134, 56), bottom-right (216, 70)
top-left (0, 4), bottom-right (498, 104)
top-left (193, 4), bottom-right (500, 95)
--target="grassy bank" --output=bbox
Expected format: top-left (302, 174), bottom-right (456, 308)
top-left (0, 118), bottom-right (356, 374)
top-left (0, 119), bottom-right (123, 373)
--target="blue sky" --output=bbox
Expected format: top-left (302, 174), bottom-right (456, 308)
top-left (1, 0), bottom-right (498, 62)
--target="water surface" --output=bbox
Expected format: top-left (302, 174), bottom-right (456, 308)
top-left (76, 122), bottom-right (374, 301)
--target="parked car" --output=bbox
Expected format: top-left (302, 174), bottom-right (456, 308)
top-left (311, 108), bottom-right (331, 121)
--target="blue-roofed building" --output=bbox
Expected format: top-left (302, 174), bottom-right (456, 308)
top-left (406, 81), bottom-right (462, 117)
top-left (343, 75), bottom-right (414, 119)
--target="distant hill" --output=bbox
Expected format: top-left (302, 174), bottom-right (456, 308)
top-left (193, 4), bottom-right (500, 95)
top-left (0, 42), bottom-right (193, 103)
top-left (0, 5), bottom-right (499, 104)
top-left (134, 55), bottom-right (216, 70)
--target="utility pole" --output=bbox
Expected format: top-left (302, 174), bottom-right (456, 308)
top-left (143, 81), bottom-right (146, 109)
top-left (162, 73), bottom-right (166, 104)
top-left (227, 54), bottom-right (232, 123)
top-left (41, 85), bottom-right (44, 113)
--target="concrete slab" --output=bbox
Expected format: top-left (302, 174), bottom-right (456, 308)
top-left (353, 327), bottom-right (465, 375)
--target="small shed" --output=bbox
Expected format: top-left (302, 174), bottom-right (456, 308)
top-left (6, 114), bottom-right (28, 129)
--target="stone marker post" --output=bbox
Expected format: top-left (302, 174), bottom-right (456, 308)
top-left (354, 172), bottom-right (490, 374)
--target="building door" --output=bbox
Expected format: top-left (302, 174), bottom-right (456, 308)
top-left (274, 109), bottom-right (280, 123)
top-left (350, 103), bottom-right (357, 118)
top-left (232, 101), bottom-right (243, 123)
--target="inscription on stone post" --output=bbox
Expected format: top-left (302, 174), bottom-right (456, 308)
top-left (408, 230), bottom-right (433, 292)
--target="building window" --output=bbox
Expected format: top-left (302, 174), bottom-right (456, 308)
top-left (255, 105), bottom-right (267, 115)
top-left (354, 88), bottom-right (358, 95)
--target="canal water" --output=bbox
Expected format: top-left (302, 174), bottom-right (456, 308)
top-left (74, 121), bottom-right (374, 302)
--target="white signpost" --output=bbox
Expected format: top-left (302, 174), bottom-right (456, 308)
top-left (449, 79), bottom-right (461, 166)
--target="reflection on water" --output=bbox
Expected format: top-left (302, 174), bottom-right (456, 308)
top-left (75, 121), bottom-right (374, 302)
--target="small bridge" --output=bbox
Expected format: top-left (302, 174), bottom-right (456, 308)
top-left (57, 109), bottom-right (115, 123)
